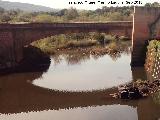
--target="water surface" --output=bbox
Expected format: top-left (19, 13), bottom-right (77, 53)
top-left (33, 53), bottom-right (133, 91)
top-left (0, 105), bottom-right (138, 120)
top-left (0, 44), bottom-right (159, 120)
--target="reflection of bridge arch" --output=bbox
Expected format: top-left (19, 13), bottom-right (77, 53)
top-left (0, 71), bottom-right (159, 120)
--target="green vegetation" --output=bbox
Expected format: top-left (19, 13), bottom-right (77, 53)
top-left (0, 6), bottom-right (133, 23)
top-left (145, 2), bottom-right (160, 7)
top-left (145, 40), bottom-right (160, 73)
top-left (0, 2), bottom-right (159, 23)
top-left (31, 32), bottom-right (130, 54)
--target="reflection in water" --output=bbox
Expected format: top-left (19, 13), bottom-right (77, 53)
top-left (33, 54), bottom-right (133, 91)
top-left (0, 70), bottom-right (159, 120)
top-left (33, 42), bottom-right (145, 91)
top-left (153, 91), bottom-right (160, 105)
top-left (0, 42), bottom-right (160, 120)
top-left (0, 105), bottom-right (138, 120)
top-left (52, 42), bottom-right (131, 65)
top-left (32, 43), bottom-right (133, 91)
top-left (131, 67), bottom-right (147, 81)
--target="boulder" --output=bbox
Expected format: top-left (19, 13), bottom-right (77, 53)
top-left (119, 89), bottom-right (129, 99)
top-left (128, 87), bottom-right (142, 99)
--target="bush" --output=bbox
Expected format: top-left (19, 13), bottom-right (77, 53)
top-left (33, 14), bottom-right (54, 23)
top-left (105, 35), bottom-right (116, 42)
top-left (119, 36), bottom-right (130, 41)
top-left (65, 40), bottom-right (97, 48)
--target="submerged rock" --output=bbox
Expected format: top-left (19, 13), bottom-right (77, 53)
top-left (120, 90), bottom-right (129, 99)
top-left (128, 87), bottom-right (142, 99)
top-left (118, 86), bottom-right (142, 99)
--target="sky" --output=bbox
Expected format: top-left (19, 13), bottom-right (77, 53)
top-left (3, 0), bottom-right (160, 10)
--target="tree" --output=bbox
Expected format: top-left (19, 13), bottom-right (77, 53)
top-left (16, 13), bottom-right (32, 22)
top-left (152, 2), bottom-right (160, 7)
top-left (65, 7), bottom-right (79, 20)
top-left (56, 9), bottom-right (68, 16)
top-left (108, 12), bottom-right (124, 21)
top-left (145, 3), bottom-right (152, 7)
top-left (33, 14), bottom-right (53, 23)
top-left (145, 2), bottom-right (160, 7)
top-left (0, 13), bottom-right (11, 23)
top-left (0, 7), bottom-right (5, 14)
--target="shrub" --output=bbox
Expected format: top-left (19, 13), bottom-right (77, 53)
top-left (119, 36), bottom-right (130, 41)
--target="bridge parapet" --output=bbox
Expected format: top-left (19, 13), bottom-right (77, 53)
top-left (0, 22), bottom-right (132, 30)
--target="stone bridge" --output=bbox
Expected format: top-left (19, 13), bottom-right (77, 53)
top-left (0, 22), bottom-right (132, 69)
top-left (1, 6), bottom-right (160, 70)
top-left (131, 7), bottom-right (160, 66)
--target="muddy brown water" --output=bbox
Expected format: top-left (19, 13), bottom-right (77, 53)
top-left (0, 47), bottom-right (159, 120)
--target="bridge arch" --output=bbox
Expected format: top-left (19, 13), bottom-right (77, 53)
top-left (0, 22), bottom-right (132, 69)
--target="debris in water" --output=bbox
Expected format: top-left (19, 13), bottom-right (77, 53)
top-left (110, 79), bottom-right (160, 100)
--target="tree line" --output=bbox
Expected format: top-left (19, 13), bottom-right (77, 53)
top-left (0, 2), bottom-right (159, 23)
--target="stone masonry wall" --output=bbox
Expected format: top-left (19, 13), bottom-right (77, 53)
top-left (0, 31), bottom-right (15, 69)
top-left (131, 7), bottom-right (160, 66)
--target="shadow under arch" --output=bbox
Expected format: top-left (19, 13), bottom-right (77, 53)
top-left (0, 45), bottom-right (51, 74)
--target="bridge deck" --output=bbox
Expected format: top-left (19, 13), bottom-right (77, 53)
top-left (0, 21), bottom-right (132, 30)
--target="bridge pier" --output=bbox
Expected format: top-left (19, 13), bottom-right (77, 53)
top-left (131, 7), bottom-right (160, 66)
top-left (0, 31), bottom-right (17, 69)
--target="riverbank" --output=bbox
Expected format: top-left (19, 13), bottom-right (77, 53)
top-left (32, 41), bottom-right (131, 58)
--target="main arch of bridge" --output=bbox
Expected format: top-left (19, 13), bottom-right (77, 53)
top-left (0, 22), bottom-right (132, 69)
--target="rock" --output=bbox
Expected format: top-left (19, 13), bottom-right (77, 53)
top-left (118, 85), bottom-right (142, 99)
top-left (118, 85), bottom-right (126, 91)
top-left (110, 93), bottom-right (119, 99)
top-left (112, 79), bottom-right (160, 100)
top-left (119, 89), bottom-right (129, 99)
top-left (139, 85), bottom-right (149, 95)
top-left (153, 80), bottom-right (160, 86)
top-left (128, 87), bottom-right (142, 99)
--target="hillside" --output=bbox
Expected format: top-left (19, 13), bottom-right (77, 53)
top-left (0, 0), bottom-right (57, 12)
